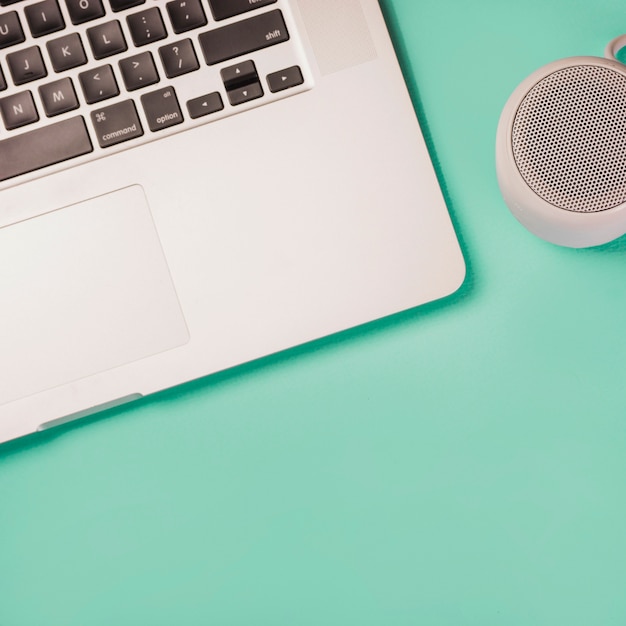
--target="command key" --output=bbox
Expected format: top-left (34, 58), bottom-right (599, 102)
top-left (91, 100), bottom-right (144, 148)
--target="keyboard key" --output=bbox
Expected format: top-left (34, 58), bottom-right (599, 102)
top-left (0, 90), bottom-right (38, 129)
top-left (79, 64), bottom-right (119, 103)
top-left (39, 77), bottom-right (79, 116)
top-left (127, 7), bottom-right (167, 46)
top-left (0, 0), bottom-right (24, 5)
top-left (0, 11), bottom-right (25, 50)
top-left (91, 99), bottom-right (143, 147)
top-left (0, 66), bottom-right (6, 91)
top-left (109, 0), bottom-right (144, 11)
top-left (25, 0), bottom-right (65, 37)
top-left (186, 91), bottom-right (223, 119)
top-left (198, 9), bottom-right (289, 66)
top-left (208, 0), bottom-right (276, 21)
top-left (267, 65), bottom-right (303, 93)
top-left (87, 20), bottom-right (127, 59)
top-left (7, 46), bottom-right (47, 85)
top-left (221, 60), bottom-right (258, 91)
top-left (65, 0), bottom-right (105, 24)
top-left (227, 81), bottom-right (262, 106)
top-left (119, 51), bottom-right (158, 90)
top-left (158, 39), bottom-right (199, 78)
top-left (166, 0), bottom-right (206, 34)
top-left (0, 116), bottom-right (92, 182)
top-left (141, 86), bottom-right (183, 131)
top-left (47, 32), bottom-right (87, 71)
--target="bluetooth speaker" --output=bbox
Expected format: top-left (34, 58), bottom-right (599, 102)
top-left (496, 42), bottom-right (626, 247)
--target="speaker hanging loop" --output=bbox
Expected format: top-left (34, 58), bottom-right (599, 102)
top-left (605, 34), bottom-right (626, 62)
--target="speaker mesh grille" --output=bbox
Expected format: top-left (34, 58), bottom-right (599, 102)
top-left (512, 65), bottom-right (626, 212)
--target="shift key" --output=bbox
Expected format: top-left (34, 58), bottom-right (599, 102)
top-left (199, 9), bottom-right (289, 66)
top-left (91, 100), bottom-right (143, 148)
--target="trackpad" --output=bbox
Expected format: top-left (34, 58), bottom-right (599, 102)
top-left (0, 185), bottom-right (189, 406)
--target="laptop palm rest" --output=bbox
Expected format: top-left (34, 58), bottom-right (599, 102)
top-left (0, 185), bottom-right (189, 407)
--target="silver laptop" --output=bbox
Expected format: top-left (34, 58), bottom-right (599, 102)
top-left (0, 0), bottom-right (465, 443)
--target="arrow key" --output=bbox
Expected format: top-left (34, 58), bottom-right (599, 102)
top-left (221, 60), bottom-right (257, 92)
top-left (227, 81), bottom-right (263, 106)
top-left (267, 65), bottom-right (303, 93)
top-left (186, 91), bottom-right (223, 119)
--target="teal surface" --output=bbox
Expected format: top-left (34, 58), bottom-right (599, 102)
top-left (3, 1), bottom-right (626, 624)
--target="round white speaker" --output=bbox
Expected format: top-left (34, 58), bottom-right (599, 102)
top-left (496, 40), bottom-right (626, 247)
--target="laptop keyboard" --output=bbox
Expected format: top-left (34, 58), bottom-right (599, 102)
top-left (0, 0), bottom-right (311, 185)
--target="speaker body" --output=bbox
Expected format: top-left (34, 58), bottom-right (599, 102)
top-left (496, 56), bottom-right (626, 247)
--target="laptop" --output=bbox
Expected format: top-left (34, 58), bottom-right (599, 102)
top-left (0, 0), bottom-right (465, 443)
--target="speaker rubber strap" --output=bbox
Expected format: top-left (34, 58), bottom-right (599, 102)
top-left (605, 35), bottom-right (626, 62)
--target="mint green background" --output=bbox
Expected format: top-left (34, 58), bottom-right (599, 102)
top-left (3, 1), bottom-right (626, 624)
